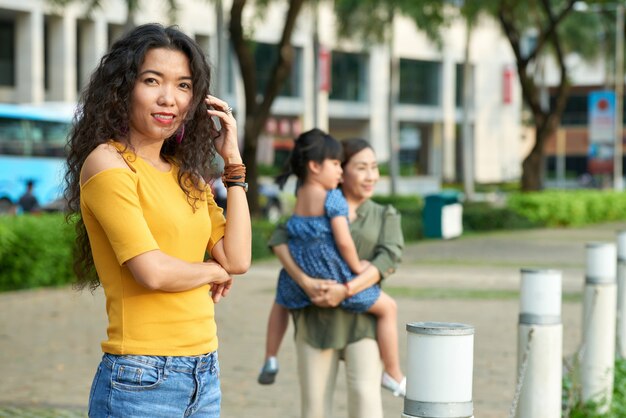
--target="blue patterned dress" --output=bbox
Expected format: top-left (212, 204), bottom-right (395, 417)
top-left (275, 189), bottom-right (381, 313)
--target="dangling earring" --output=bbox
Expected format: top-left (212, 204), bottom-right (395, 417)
top-left (175, 124), bottom-right (185, 144)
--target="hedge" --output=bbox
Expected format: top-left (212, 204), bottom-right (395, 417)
top-left (372, 195), bottom-right (423, 242)
top-left (3, 189), bottom-right (626, 291)
top-left (507, 190), bottom-right (626, 227)
top-left (0, 214), bottom-right (75, 291)
top-left (0, 214), bottom-right (279, 292)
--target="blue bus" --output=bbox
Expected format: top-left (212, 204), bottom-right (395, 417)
top-left (0, 102), bottom-right (75, 213)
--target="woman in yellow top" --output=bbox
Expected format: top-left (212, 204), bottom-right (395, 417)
top-left (63, 24), bottom-right (251, 418)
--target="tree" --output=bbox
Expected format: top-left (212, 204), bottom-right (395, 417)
top-left (229, 0), bottom-right (306, 215)
top-left (464, 0), bottom-right (611, 191)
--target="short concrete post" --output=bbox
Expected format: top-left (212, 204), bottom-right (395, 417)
top-left (403, 322), bottom-right (474, 418)
top-left (515, 269), bottom-right (562, 418)
top-left (582, 242), bottom-right (617, 412)
top-left (616, 231), bottom-right (626, 358)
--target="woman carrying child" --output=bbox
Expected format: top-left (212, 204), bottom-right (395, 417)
top-left (259, 129), bottom-right (405, 414)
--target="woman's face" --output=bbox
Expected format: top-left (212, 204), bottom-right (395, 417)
top-left (129, 47), bottom-right (193, 144)
top-left (341, 147), bottom-right (379, 202)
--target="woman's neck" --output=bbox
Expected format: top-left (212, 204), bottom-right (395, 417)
top-left (129, 138), bottom-right (168, 170)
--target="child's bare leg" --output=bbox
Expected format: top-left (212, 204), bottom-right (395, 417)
top-left (264, 302), bottom-right (289, 359)
top-left (368, 291), bottom-right (403, 381)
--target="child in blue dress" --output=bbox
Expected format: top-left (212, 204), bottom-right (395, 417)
top-left (258, 129), bottom-right (405, 396)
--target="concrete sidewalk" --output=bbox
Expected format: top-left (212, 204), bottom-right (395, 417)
top-left (1, 222), bottom-right (624, 417)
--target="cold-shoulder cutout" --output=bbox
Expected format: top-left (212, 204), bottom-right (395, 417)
top-left (80, 142), bottom-right (134, 185)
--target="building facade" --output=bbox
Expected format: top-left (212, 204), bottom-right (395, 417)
top-left (0, 0), bottom-right (523, 185)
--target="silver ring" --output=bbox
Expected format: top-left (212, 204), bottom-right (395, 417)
top-left (226, 106), bottom-right (233, 115)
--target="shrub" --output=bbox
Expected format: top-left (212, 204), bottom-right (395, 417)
top-left (0, 214), bottom-right (75, 291)
top-left (372, 195), bottom-right (423, 242)
top-left (507, 190), bottom-right (626, 227)
top-left (0, 214), bottom-right (278, 292)
top-left (462, 201), bottom-right (539, 231)
top-left (251, 218), bottom-right (277, 260)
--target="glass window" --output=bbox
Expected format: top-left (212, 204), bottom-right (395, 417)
top-left (31, 120), bottom-right (70, 157)
top-left (330, 51), bottom-right (368, 102)
top-left (0, 118), bottom-right (27, 155)
top-left (254, 42), bottom-right (302, 98)
top-left (0, 118), bottom-right (70, 157)
top-left (552, 94), bottom-right (589, 126)
top-left (0, 20), bottom-right (15, 86)
top-left (399, 59), bottom-right (441, 105)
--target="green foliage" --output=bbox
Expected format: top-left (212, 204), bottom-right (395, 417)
top-left (507, 190), bottom-right (626, 227)
top-left (333, 0), bottom-right (449, 46)
top-left (0, 214), bottom-right (75, 291)
top-left (0, 214), bottom-right (278, 292)
top-left (377, 163), bottom-right (419, 177)
top-left (463, 201), bottom-right (539, 231)
top-left (564, 357), bottom-right (626, 417)
top-left (372, 195), bottom-right (423, 242)
top-left (251, 218), bottom-right (277, 261)
top-left (257, 164), bottom-right (282, 177)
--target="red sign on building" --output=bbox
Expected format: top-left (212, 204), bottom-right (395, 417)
top-left (503, 66), bottom-right (514, 104)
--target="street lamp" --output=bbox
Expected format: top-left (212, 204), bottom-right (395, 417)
top-left (574, 1), bottom-right (624, 191)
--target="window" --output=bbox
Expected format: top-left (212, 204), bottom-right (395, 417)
top-left (330, 51), bottom-right (368, 102)
top-left (0, 118), bottom-right (70, 157)
top-left (399, 59), bottom-right (441, 105)
top-left (0, 20), bottom-right (15, 86)
top-left (254, 42), bottom-right (302, 98)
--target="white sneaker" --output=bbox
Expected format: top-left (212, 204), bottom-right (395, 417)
top-left (381, 372), bottom-right (406, 397)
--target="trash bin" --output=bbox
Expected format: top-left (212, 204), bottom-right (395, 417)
top-left (423, 191), bottom-right (463, 239)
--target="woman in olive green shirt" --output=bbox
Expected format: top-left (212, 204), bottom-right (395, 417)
top-left (269, 138), bottom-right (404, 418)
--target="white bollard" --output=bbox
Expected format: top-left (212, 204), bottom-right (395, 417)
top-left (616, 231), bottom-right (626, 358)
top-left (582, 242), bottom-right (617, 412)
top-left (515, 269), bottom-right (562, 418)
top-left (403, 322), bottom-right (474, 418)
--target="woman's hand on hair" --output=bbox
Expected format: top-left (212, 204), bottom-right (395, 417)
top-left (206, 95), bottom-right (241, 164)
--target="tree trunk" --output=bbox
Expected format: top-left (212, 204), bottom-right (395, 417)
top-left (230, 0), bottom-right (304, 216)
top-left (521, 138), bottom-right (545, 191)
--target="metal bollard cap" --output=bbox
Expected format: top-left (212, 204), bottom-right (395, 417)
top-left (406, 321), bottom-right (474, 336)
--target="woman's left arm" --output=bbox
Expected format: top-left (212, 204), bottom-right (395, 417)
top-left (206, 95), bottom-right (251, 275)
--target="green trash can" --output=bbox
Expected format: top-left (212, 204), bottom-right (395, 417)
top-left (423, 191), bottom-right (463, 239)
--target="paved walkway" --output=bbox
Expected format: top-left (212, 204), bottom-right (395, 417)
top-left (1, 222), bottom-right (624, 418)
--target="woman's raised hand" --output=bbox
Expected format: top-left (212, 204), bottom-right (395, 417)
top-left (205, 95), bottom-right (241, 164)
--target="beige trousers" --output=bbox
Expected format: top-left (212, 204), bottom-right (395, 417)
top-left (295, 332), bottom-right (383, 418)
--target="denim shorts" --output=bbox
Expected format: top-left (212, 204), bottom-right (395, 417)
top-left (88, 351), bottom-right (221, 418)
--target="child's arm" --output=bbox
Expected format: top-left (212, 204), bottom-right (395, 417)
top-left (331, 216), bottom-right (368, 274)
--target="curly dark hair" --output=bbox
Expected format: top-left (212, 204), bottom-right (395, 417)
top-left (64, 23), bottom-right (218, 291)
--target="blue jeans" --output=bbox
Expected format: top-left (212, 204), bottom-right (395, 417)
top-left (88, 352), bottom-right (221, 418)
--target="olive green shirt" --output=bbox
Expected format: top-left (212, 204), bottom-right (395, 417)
top-left (268, 199), bottom-right (404, 349)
